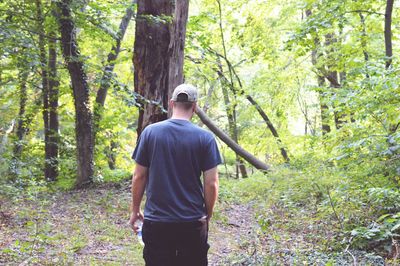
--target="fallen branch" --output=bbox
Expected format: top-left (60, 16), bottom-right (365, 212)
top-left (196, 106), bottom-right (270, 171)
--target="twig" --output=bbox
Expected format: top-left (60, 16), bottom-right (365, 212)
top-left (344, 236), bottom-right (357, 266)
top-left (326, 187), bottom-right (344, 230)
top-left (345, 10), bottom-right (385, 16)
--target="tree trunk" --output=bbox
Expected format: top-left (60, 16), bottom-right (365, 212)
top-left (167, 0), bottom-right (190, 103)
top-left (306, 9), bottom-right (331, 135)
top-left (106, 139), bottom-right (118, 170)
top-left (36, 0), bottom-right (55, 181)
top-left (216, 1), bottom-right (247, 178)
top-left (58, 0), bottom-right (94, 188)
top-left (1, 120), bottom-right (15, 156)
top-left (385, 0), bottom-right (394, 69)
top-left (196, 107), bottom-right (269, 171)
top-left (13, 71), bottom-right (29, 160)
top-left (133, 0), bottom-right (189, 136)
top-left (325, 33), bottom-right (342, 130)
top-left (10, 70), bottom-right (29, 180)
top-left (358, 12), bottom-right (370, 78)
top-left (93, 0), bottom-right (136, 138)
top-left (384, 0), bottom-right (398, 134)
top-left (216, 60), bottom-right (247, 177)
top-left (47, 30), bottom-right (59, 181)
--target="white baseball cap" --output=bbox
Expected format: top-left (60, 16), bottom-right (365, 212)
top-left (171, 84), bottom-right (198, 102)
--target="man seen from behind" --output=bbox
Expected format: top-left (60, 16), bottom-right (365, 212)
top-left (129, 84), bottom-right (221, 266)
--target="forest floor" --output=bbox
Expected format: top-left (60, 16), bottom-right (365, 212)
top-left (0, 179), bottom-right (391, 265)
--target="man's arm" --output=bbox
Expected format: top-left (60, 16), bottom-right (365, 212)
top-left (203, 167), bottom-right (219, 222)
top-left (129, 163), bottom-right (148, 233)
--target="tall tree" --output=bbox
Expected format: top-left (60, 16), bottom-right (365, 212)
top-left (46, 25), bottom-right (59, 181)
top-left (133, 0), bottom-right (189, 136)
top-left (58, 0), bottom-right (94, 187)
top-left (216, 0), bottom-right (247, 177)
top-left (36, 0), bottom-right (58, 181)
top-left (384, 0), bottom-right (394, 69)
top-left (10, 69), bottom-right (29, 179)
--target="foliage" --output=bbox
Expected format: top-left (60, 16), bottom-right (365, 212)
top-left (1, 0), bottom-right (400, 262)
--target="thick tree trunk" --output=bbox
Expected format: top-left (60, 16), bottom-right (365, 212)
top-left (167, 0), bottom-right (189, 102)
top-left (133, 0), bottom-right (189, 136)
top-left (58, 0), bottom-right (94, 188)
top-left (47, 32), bottom-right (59, 181)
top-left (385, 0), bottom-right (394, 69)
top-left (93, 0), bottom-right (136, 138)
top-left (196, 107), bottom-right (269, 171)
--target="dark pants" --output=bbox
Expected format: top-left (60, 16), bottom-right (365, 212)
top-left (142, 219), bottom-right (209, 266)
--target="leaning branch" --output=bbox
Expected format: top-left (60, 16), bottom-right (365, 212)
top-left (207, 47), bottom-right (290, 162)
top-left (93, 0), bottom-right (136, 139)
top-left (196, 106), bottom-right (270, 171)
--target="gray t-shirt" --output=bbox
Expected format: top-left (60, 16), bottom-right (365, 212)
top-left (132, 119), bottom-right (222, 222)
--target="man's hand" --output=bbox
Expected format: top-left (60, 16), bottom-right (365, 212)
top-left (129, 211), bottom-right (144, 234)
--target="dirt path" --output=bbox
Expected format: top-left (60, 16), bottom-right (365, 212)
top-left (208, 202), bottom-right (264, 265)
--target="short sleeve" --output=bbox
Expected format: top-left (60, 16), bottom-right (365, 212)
top-left (201, 137), bottom-right (222, 171)
top-left (132, 131), bottom-right (150, 167)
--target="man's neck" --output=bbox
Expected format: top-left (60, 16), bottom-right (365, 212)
top-left (171, 114), bottom-right (191, 121)
top-left (171, 110), bottom-right (193, 121)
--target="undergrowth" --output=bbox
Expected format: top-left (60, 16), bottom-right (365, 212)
top-left (218, 148), bottom-right (400, 262)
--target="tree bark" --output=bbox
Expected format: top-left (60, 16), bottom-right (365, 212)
top-left (385, 0), bottom-right (394, 69)
top-left (133, 0), bottom-right (189, 136)
top-left (196, 107), bottom-right (269, 171)
top-left (58, 0), bottom-right (94, 188)
top-left (167, 0), bottom-right (189, 104)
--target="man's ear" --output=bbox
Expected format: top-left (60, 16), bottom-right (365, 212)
top-left (169, 100), bottom-right (174, 109)
top-left (192, 102), bottom-right (197, 113)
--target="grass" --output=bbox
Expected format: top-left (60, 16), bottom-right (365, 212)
top-left (0, 181), bottom-right (144, 265)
